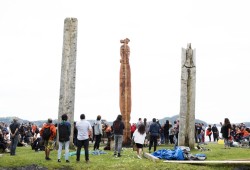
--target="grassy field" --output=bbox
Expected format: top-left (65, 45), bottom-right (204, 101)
top-left (0, 142), bottom-right (250, 170)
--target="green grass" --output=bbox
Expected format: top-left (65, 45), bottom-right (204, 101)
top-left (0, 143), bottom-right (250, 170)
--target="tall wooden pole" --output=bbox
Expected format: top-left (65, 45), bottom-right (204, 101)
top-left (58, 18), bottom-right (78, 147)
top-left (119, 38), bottom-right (131, 145)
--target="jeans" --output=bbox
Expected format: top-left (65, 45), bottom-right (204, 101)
top-left (149, 135), bottom-right (158, 152)
top-left (58, 141), bottom-right (70, 160)
top-left (94, 134), bottom-right (102, 150)
top-left (10, 135), bottom-right (18, 155)
top-left (114, 135), bottom-right (123, 154)
top-left (77, 139), bottom-right (89, 161)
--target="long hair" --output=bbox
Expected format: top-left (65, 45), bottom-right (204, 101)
top-left (116, 115), bottom-right (122, 121)
top-left (224, 118), bottom-right (230, 126)
top-left (138, 124), bottom-right (145, 135)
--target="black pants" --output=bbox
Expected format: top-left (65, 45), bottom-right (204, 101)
top-left (94, 134), bottom-right (102, 150)
top-left (149, 135), bottom-right (158, 152)
top-left (213, 133), bottom-right (218, 142)
top-left (169, 135), bottom-right (174, 144)
top-left (77, 139), bottom-right (89, 161)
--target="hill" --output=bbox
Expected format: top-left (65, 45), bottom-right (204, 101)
top-left (1, 116), bottom-right (249, 128)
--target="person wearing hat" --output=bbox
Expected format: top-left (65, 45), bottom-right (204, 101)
top-left (9, 118), bottom-right (20, 156)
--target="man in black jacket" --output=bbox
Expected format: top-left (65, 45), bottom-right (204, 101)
top-left (149, 118), bottom-right (160, 153)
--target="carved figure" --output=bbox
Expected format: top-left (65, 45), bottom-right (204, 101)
top-left (119, 38), bottom-right (131, 146)
top-left (120, 38), bottom-right (130, 64)
top-left (184, 43), bottom-right (195, 68)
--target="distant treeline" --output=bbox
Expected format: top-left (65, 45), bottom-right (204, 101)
top-left (1, 116), bottom-right (249, 128)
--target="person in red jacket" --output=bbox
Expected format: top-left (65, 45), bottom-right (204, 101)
top-left (40, 118), bottom-right (57, 160)
top-left (130, 123), bottom-right (136, 139)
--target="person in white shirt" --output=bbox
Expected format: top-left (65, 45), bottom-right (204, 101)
top-left (76, 114), bottom-right (92, 163)
top-left (93, 115), bottom-right (103, 150)
top-left (132, 124), bottom-right (146, 159)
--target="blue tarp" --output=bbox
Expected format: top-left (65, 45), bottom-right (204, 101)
top-left (152, 147), bottom-right (185, 160)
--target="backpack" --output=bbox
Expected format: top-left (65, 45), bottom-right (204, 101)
top-left (42, 127), bottom-right (51, 140)
top-left (58, 123), bottom-right (70, 142)
top-left (113, 121), bottom-right (120, 133)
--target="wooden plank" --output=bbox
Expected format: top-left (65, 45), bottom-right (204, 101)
top-left (143, 152), bottom-right (160, 162)
top-left (163, 160), bottom-right (250, 164)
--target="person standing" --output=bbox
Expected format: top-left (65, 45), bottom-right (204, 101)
top-left (40, 118), bottom-right (57, 160)
top-left (130, 123), bottom-right (136, 139)
top-left (148, 118), bottom-right (160, 153)
top-left (222, 118), bottom-right (232, 149)
top-left (57, 114), bottom-right (71, 163)
top-left (211, 124), bottom-right (219, 142)
top-left (143, 118), bottom-right (150, 147)
top-left (9, 118), bottom-right (20, 156)
top-left (206, 125), bottom-right (212, 142)
top-left (93, 115), bottom-right (103, 151)
top-left (76, 114), bottom-right (92, 163)
top-left (136, 118), bottom-right (143, 128)
top-left (112, 114), bottom-right (125, 157)
top-left (132, 124), bottom-right (146, 159)
top-left (163, 120), bottom-right (170, 144)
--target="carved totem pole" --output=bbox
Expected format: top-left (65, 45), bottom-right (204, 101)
top-left (119, 38), bottom-right (131, 145)
top-left (178, 43), bottom-right (196, 149)
top-left (58, 18), bottom-right (78, 147)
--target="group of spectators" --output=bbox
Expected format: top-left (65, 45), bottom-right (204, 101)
top-left (2, 115), bottom-right (250, 164)
top-left (131, 118), bottom-right (180, 147)
top-left (0, 122), bottom-right (11, 153)
top-left (0, 120), bottom-right (40, 154)
top-left (130, 117), bottom-right (180, 158)
top-left (218, 118), bottom-right (250, 148)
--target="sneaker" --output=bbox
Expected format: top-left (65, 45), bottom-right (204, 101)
top-left (118, 153), bottom-right (121, 157)
top-left (58, 159), bottom-right (61, 162)
top-left (66, 160), bottom-right (70, 163)
top-left (5, 149), bottom-right (10, 153)
top-left (137, 155), bottom-right (142, 159)
top-left (46, 157), bottom-right (51, 160)
top-left (114, 153), bottom-right (117, 156)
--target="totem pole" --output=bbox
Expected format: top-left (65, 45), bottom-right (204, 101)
top-left (58, 18), bottom-right (78, 147)
top-left (119, 38), bottom-right (131, 145)
top-left (178, 43), bottom-right (196, 149)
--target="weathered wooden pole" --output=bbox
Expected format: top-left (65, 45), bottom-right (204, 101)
top-left (119, 38), bottom-right (132, 145)
top-left (178, 43), bottom-right (196, 149)
top-left (58, 18), bottom-right (78, 147)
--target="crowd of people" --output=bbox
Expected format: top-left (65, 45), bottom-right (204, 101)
top-left (219, 118), bottom-right (250, 149)
top-left (1, 115), bottom-right (249, 164)
top-left (0, 120), bottom-right (41, 154)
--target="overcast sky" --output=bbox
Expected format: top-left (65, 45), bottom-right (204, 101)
top-left (1, 0), bottom-right (250, 124)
